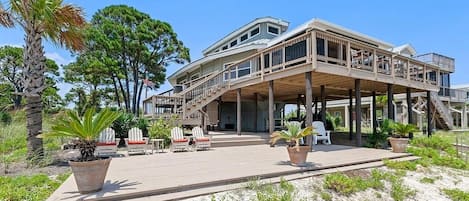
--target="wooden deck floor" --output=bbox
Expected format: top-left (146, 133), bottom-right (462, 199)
top-left (48, 144), bottom-right (409, 201)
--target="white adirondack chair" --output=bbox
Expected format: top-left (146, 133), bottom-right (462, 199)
top-left (170, 127), bottom-right (189, 152)
top-left (125, 127), bottom-right (147, 154)
top-left (192, 126), bottom-right (211, 150)
top-left (312, 121), bottom-right (331, 145)
top-left (96, 128), bottom-right (117, 156)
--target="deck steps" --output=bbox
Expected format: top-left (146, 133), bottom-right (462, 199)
top-left (210, 134), bottom-right (270, 147)
top-left (127, 155), bottom-right (420, 201)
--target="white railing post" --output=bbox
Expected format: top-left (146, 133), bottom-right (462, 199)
top-left (423, 64), bottom-right (427, 84)
top-left (260, 53), bottom-right (265, 80)
top-left (346, 41), bottom-right (351, 71)
top-left (282, 44), bottom-right (286, 70)
top-left (312, 31), bottom-right (317, 69)
top-left (390, 55), bottom-right (395, 78)
top-left (373, 49), bottom-right (377, 77)
top-left (407, 60), bottom-right (411, 80)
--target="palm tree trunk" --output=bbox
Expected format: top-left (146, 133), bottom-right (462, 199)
top-left (24, 23), bottom-right (45, 161)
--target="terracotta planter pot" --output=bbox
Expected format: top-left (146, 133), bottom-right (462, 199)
top-left (388, 137), bottom-right (409, 153)
top-left (69, 158), bottom-right (111, 194)
top-left (287, 146), bottom-right (310, 166)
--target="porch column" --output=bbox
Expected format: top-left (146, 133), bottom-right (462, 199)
top-left (297, 94), bottom-right (301, 121)
top-left (269, 81), bottom-right (275, 135)
top-left (461, 105), bottom-right (467, 129)
top-left (387, 84), bottom-right (394, 120)
top-left (151, 96), bottom-right (157, 119)
top-left (372, 91), bottom-right (377, 135)
top-left (237, 88), bottom-right (242, 135)
top-left (344, 105), bottom-right (349, 128)
top-left (321, 85), bottom-right (326, 123)
top-left (254, 93), bottom-right (259, 132)
top-left (406, 88), bottom-right (413, 139)
top-left (314, 97), bottom-right (319, 117)
top-left (355, 79), bottom-right (362, 146)
top-left (305, 72), bottom-right (313, 148)
top-left (202, 106), bottom-right (208, 134)
top-left (427, 91), bottom-right (432, 137)
top-left (348, 89), bottom-right (353, 140)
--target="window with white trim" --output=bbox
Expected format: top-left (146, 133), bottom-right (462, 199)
top-left (267, 24), bottom-right (280, 35)
top-left (223, 61), bottom-right (251, 80)
top-left (250, 26), bottom-right (260, 37)
top-left (240, 34), bottom-right (248, 42)
top-left (230, 40), bottom-right (238, 47)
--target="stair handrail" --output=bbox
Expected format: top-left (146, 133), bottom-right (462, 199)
top-left (430, 91), bottom-right (453, 127)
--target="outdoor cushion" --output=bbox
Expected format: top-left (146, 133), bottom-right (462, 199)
top-left (173, 139), bottom-right (188, 143)
top-left (96, 142), bottom-right (116, 146)
top-left (195, 137), bottom-right (210, 142)
top-left (128, 141), bottom-right (146, 145)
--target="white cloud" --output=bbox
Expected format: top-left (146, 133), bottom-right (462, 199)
top-left (44, 52), bottom-right (71, 66)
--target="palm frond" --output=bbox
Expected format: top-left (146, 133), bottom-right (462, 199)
top-left (0, 4), bottom-right (14, 27)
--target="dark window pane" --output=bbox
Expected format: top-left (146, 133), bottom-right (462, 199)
top-left (272, 49), bottom-right (283, 66)
top-left (317, 38), bottom-right (325, 56)
top-left (222, 45), bottom-right (228, 50)
top-left (250, 27), bottom-right (260, 36)
top-left (264, 54), bottom-right (270, 68)
top-left (238, 68), bottom-right (250, 77)
top-left (268, 26), bottom-right (279, 34)
top-left (230, 40), bottom-right (237, 47)
top-left (285, 40), bottom-right (306, 62)
top-left (328, 41), bottom-right (339, 59)
top-left (240, 34), bottom-right (248, 42)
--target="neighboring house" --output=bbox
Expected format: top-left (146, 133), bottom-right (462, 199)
top-left (143, 16), bottom-right (447, 143)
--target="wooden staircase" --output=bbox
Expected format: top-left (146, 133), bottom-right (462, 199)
top-left (430, 92), bottom-right (453, 130)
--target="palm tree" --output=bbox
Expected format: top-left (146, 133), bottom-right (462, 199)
top-left (0, 0), bottom-right (86, 160)
top-left (270, 121), bottom-right (314, 151)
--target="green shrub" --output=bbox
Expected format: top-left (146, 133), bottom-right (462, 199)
top-left (149, 116), bottom-right (179, 147)
top-left (111, 112), bottom-right (136, 139)
top-left (0, 111), bottom-right (12, 125)
top-left (320, 191), bottom-right (332, 201)
top-left (0, 173), bottom-right (69, 201)
top-left (391, 179), bottom-right (415, 201)
top-left (419, 177), bottom-right (436, 184)
top-left (323, 172), bottom-right (383, 195)
top-left (408, 137), bottom-right (468, 170)
top-left (443, 188), bottom-right (469, 201)
top-left (383, 159), bottom-right (417, 171)
top-left (136, 117), bottom-right (150, 137)
top-left (255, 178), bottom-right (296, 201)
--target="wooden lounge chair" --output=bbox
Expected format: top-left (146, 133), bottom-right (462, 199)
top-left (192, 126), bottom-right (211, 150)
top-left (125, 127), bottom-right (147, 154)
top-left (96, 128), bottom-right (117, 156)
top-left (170, 127), bottom-right (189, 152)
top-left (312, 121), bottom-right (331, 145)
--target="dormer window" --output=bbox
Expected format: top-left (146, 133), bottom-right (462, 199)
top-left (240, 34), bottom-right (248, 42)
top-left (250, 26), bottom-right (260, 37)
top-left (267, 24), bottom-right (280, 35)
top-left (230, 40), bottom-right (238, 47)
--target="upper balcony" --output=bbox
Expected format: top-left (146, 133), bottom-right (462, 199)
top-left (414, 53), bottom-right (455, 73)
top-left (218, 29), bottom-right (442, 93)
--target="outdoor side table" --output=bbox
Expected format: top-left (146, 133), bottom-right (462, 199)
top-left (150, 139), bottom-right (165, 154)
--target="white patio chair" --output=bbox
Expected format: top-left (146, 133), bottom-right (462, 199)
top-left (125, 127), bottom-right (147, 154)
top-left (170, 127), bottom-right (189, 152)
top-left (192, 126), bottom-right (210, 150)
top-left (312, 121), bottom-right (331, 145)
top-left (96, 128), bottom-right (117, 156)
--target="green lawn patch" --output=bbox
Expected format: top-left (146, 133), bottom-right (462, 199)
top-left (442, 188), bottom-right (469, 201)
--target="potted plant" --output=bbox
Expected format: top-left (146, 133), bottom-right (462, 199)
top-left (388, 122), bottom-right (418, 153)
top-left (41, 108), bottom-right (120, 194)
top-left (270, 122), bottom-right (314, 166)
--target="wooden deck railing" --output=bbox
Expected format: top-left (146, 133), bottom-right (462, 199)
top-left (151, 29), bottom-right (443, 119)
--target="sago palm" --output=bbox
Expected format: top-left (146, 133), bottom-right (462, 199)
top-left (270, 121), bottom-right (314, 151)
top-left (0, 0), bottom-right (86, 160)
top-left (391, 122), bottom-right (418, 138)
top-left (42, 108), bottom-right (120, 161)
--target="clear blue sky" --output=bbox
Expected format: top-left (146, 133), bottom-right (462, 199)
top-left (1, 0), bottom-right (468, 98)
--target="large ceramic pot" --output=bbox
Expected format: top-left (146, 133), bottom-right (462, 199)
top-left (388, 137), bottom-right (409, 153)
top-left (69, 158), bottom-right (111, 194)
top-left (287, 146), bottom-right (311, 166)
